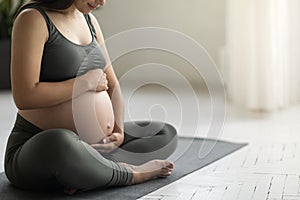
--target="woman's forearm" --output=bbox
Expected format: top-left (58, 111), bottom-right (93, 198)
top-left (14, 75), bottom-right (89, 110)
top-left (108, 82), bottom-right (125, 138)
top-left (13, 69), bottom-right (107, 110)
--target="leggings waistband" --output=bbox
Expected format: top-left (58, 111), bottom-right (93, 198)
top-left (12, 113), bottom-right (44, 134)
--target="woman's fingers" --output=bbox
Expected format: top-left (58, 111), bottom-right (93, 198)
top-left (90, 142), bottom-right (116, 153)
top-left (91, 133), bottom-right (123, 153)
top-left (95, 72), bottom-right (109, 91)
top-left (102, 133), bottom-right (121, 144)
top-left (90, 143), bottom-right (114, 150)
top-left (82, 69), bottom-right (109, 92)
top-left (106, 133), bottom-right (118, 142)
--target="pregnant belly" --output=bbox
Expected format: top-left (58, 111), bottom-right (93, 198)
top-left (19, 91), bottom-right (115, 144)
top-left (73, 91), bottom-right (115, 144)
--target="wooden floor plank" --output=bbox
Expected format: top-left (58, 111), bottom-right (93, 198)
top-left (283, 175), bottom-right (299, 196)
top-left (252, 178), bottom-right (271, 200)
top-left (267, 175), bottom-right (286, 199)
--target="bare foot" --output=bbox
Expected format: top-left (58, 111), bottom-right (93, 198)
top-left (119, 159), bottom-right (174, 185)
top-left (64, 188), bottom-right (77, 195)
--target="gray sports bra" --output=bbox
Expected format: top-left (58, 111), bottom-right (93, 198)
top-left (20, 3), bottom-right (107, 82)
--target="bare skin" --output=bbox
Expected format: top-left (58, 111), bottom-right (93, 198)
top-left (121, 160), bottom-right (175, 185)
top-left (16, 1), bottom-right (114, 143)
top-left (12, 0), bottom-right (175, 195)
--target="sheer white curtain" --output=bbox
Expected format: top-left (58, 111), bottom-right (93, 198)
top-left (226, 0), bottom-right (300, 111)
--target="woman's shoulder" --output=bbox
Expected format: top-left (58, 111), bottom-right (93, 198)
top-left (15, 7), bottom-right (45, 25)
top-left (13, 8), bottom-right (48, 41)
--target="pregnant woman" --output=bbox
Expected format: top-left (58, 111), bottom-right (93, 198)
top-left (4, 0), bottom-right (177, 195)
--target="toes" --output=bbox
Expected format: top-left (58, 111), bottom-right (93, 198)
top-left (162, 161), bottom-right (174, 171)
top-left (159, 171), bottom-right (172, 178)
top-left (167, 162), bottom-right (174, 169)
top-left (161, 168), bottom-right (169, 173)
top-left (164, 160), bottom-right (174, 169)
top-left (163, 160), bottom-right (174, 168)
top-left (162, 167), bottom-right (173, 173)
top-left (160, 167), bottom-right (173, 177)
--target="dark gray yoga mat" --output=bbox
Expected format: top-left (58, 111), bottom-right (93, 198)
top-left (0, 137), bottom-right (247, 200)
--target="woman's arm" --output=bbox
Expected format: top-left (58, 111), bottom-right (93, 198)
top-left (11, 9), bottom-right (96, 110)
top-left (89, 13), bottom-right (125, 145)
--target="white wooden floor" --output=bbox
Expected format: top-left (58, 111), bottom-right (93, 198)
top-left (137, 87), bottom-right (300, 200)
top-left (1, 86), bottom-right (300, 200)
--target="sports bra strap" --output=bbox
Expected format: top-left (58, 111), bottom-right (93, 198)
top-left (17, 2), bottom-right (53, 35)
top-left (17, 3), bottom-right (97, 41)
top-left (84, 14), bottom-right (97, 39)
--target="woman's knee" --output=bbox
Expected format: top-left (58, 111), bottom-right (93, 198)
top-left (152, 122), bottom-right (177, 142)
top-left (153, 122), bottom-right (178, 158)
top-left (24, 129), bottom-right (79, 157)
top-left (161, 123), bottom-right (178, 151)
top-left (15, 129), bottom-right (79, 175)
top-left (125, 121), bottom-right (177, 138)
top-left (123, 120), bottom-right (178, 151)
top-left (38, 128), bottom-right (78, 143)
top-left (163, 122), bottom-right (177, 140)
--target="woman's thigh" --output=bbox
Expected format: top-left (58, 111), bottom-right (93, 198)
top-left (10, 129), bottom-right (132, 191)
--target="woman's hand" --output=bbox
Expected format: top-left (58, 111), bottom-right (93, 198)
top-left (90, 132), bottom-right (124, 153)
top-left (81, 69), bottom-right (109, 92)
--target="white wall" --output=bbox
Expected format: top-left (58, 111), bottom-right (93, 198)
top-left (93, 0), bottom-right (226, 86)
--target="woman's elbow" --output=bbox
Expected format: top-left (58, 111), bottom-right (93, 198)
top-left (13, 94), bottom-right (36, 110)
top-left (12, 84), bottom-right (40, 110)
top-left (14, 98), bottom-right (31, 110)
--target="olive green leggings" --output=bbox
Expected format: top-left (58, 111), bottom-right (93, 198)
top-left (4, 114), bottom-right (177, 192)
